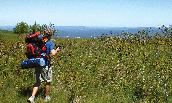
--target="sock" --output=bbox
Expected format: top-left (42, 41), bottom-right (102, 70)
top-left (31, 96), bottom-right (35, 99)
top-left (45, 95), bottom-right (50, 98)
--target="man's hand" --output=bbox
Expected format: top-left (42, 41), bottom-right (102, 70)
top-left (56, 47), bottom-right (61, 52)
top-left (51, 47), bottom-right (61, 56)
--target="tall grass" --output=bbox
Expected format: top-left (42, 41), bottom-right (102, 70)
top-left (0, 30), bottom-right (172, 103)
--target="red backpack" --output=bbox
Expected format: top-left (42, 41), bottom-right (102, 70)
top-left (25, 32), bottom-right (46, 58)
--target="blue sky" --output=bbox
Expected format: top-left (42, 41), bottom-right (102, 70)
top-left (0, 0), bottom-right (172, 27)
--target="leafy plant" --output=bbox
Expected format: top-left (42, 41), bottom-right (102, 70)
top-left (13, 21), bottom-right (30, 37)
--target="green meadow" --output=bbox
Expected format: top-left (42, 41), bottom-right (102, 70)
top-left (0, 30), bottom-right (172, 103)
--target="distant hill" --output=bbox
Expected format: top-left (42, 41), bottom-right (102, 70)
top-left (0, 26), bottom-right (159, 38)
top-left (0, 26), bottom-right (14, 31)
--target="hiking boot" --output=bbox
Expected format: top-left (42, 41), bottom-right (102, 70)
top-left (44, 95), bottom-right (51, 102)
top-left (27, 96), bottom-right (35, 103)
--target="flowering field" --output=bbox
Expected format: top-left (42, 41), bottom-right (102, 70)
top-left (0, 30), bottom-right (172, 103)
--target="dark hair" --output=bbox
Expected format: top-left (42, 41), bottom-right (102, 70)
top-left (44, 33), bottom-right (52, 40)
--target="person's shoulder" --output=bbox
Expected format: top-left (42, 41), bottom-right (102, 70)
top-left (46, 40), bottom-right (54, 45)
top-left (46, 40), bottom-right (54, 43)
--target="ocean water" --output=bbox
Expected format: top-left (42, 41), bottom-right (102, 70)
top-left (55, 26), bottom-right (159, 38)
top-left (0, 26), bottom-right (159, 38)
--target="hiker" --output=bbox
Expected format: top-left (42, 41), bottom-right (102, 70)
top-left (27, 30), bottom-right (61, 103)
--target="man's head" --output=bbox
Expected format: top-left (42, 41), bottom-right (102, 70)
top-left (44, 30), bottom-right (50, 34)
top-left (42, 30), bottom-right (52, 42)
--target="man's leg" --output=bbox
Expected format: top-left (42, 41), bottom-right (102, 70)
top-left (45, 82), bottom-right (50, 96)
top-left (32, 72), bottom-right (41, 96)
top-left (44, 82), bottom-right (51, 102)
top-left (28, 72), bottom-right (41, 103)
top-left (32, 82), bottom-right (41, 96)
top-left (27, 83), bottom-right (40, 103)
top-left (45, 66), bottom-right (52, 96)
top-left (43, 66), bottom-right (52, 102)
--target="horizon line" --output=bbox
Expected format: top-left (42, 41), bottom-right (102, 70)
top-left (0, 25), bottom-right (163, 28)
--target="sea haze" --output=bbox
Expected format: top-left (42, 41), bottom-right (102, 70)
top-left (0, 26), bottom-right (159, 38)
top-left (55, 26), bottom-right (159, 38)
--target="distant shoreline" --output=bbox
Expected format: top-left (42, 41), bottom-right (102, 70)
top-left (0, 26), bottom-right (160, 38)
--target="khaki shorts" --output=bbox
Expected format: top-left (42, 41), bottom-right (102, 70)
top-left (35, 66), bottom-right (52, 83)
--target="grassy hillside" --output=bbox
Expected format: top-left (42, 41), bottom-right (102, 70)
top-left (0, 31), bottom-right (172, 103)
